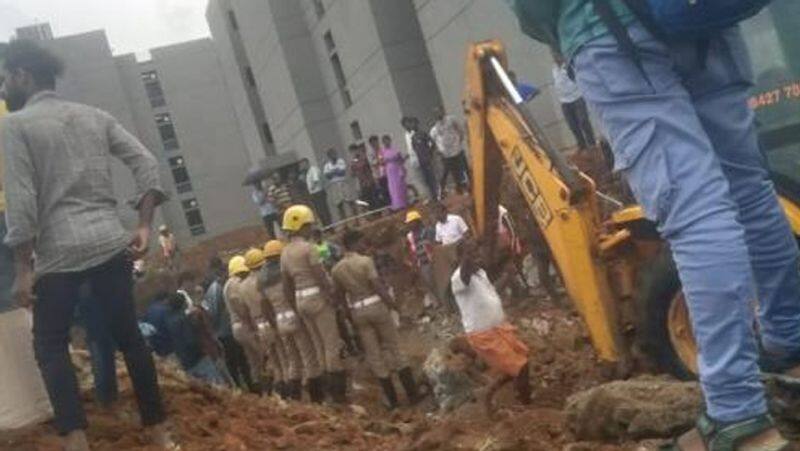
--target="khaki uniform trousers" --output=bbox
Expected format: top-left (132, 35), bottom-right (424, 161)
top-left (351, 301), bottom-right (405, 379)
top-left (297, 293), bottom-right (343, 372)
top-left (232, 322), bottom-right (263, 382)
top-left (257, 322), bottom-right (288, 383)
top-left (277, 311), bottom-right (321, 381)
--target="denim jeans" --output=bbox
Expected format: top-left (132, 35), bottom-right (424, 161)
top-left (76, 294), bottom-right (118, 408)
top-left (574, 24), bottom-right (800, 422)
top-left (186, 356), bottom-right (229, 386)
top-left (33, 252), bottom-right (166, 434)
top-left (0, 216), bottom-right (15, 314)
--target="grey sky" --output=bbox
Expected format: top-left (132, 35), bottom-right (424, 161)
top-left (0, 0), bottom-right (210, 57)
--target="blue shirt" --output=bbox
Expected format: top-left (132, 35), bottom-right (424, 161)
top-left (203, 279), bottom-right (233, 339)
top-left (143, 300), bottom-right (174, 357)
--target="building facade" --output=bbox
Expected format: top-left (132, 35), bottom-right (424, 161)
top-left (207, 0), bottom-right (444, 215)
top-left (21, 26), bottom-right (258, 247)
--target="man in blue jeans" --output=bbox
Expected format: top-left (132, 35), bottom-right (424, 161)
top-left (511, 1), bottom-right (800, 449)
top-left (1, 40), bottom-right (175, 450)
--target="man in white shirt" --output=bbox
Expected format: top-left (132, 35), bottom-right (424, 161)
top-left (301, 158), bottom-right (331, 226)
top-left (451, 239), bottom-right (531, 416)
top-left (552, 52), bottom-right (595, 151)
top-left (430, 107), bottom-right (468, 196)
top-left (323, 148), bottom-right (355, 221)
top-left (434, 203), bottom-right (470, 246)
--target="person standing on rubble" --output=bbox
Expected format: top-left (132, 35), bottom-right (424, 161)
top-left (280, 205), bottom-right (348, 404)
top-left (225, 255), bottom-right (267, 394)
top-left (332, 230), bottom-right (422, 410)
top-left (222, 256), bottom-right (257, 393)
top-left (204, 257), bottom-right (251, 391)
top-left (258, 240), bottom-right (324, 401)
top-left (1, 39), bottom-right (175, 450)
top-left (404, 210), bottom-right (439, 309)
top-left (238, 248), bottom-right (289, 396)
top-left (510, 1), bottom-right (800, 448)
top-left (451, 238), bottom-right (532, 416)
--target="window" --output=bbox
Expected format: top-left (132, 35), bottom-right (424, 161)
top-left (341, 89), bottom-right (353, 108)
top-left (330, 53), bottom-right (352, 108)
top-left (155, 113), bottom-right (179, 150)
top-left (168, 156), bottom-right (193, 194)
top-left (312, 0), bottom-right (325, 19)
top-left (228, 10), bottom-right (239, 31)
top-left (141, 70), bottom-right (166, 108)
top-left (323, 31), bottom-right (335, 53)
top-left (330, 54), bottom-right (346, 88)
top-left (244, 66), bottom-right (257, 88)
top-left (262, 122), bottom-right (274, 144)
top-left (181, 198), bottom-right (206, 236)
top-left (350, 121), bottom-right (362, 141)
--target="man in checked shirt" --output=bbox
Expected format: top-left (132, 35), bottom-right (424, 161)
top-left (1, 40), bottom-right (176, 450)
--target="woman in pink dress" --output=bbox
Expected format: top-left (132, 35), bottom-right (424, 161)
top-left (380, 135), bottom-right (408, 211)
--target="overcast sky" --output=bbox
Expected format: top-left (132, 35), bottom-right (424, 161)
top-left (0, 0), bottom-right (210, 57)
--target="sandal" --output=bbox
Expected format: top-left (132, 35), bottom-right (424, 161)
top-left (661, 413), bottom-right (790, 451)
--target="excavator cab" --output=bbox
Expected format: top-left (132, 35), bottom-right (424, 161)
top-left (464, 40), bottom-right (800, 379)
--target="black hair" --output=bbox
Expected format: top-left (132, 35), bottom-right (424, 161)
top-left (342, 229), bottom-right (363, 251)
top-left (3, 39), bottom-right (64, 89)
top-left (382, 134), bottom-right (391, 141)
top-left (368, 135), bottom-right (379, 143)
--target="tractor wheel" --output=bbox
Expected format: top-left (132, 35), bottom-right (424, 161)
top-left (637, 247), bottom-right (698, 381)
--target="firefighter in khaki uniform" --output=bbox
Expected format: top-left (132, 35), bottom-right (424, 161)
top-left (257, 240), bottom-right (324, 402)
top-left (280, 205), bottom-right (347, 404)
top-left (331, 230), bottom-right (421, 409)
top-left (225, 256), bottom-right (267, 393)
top-left (240, 248), bottom-right (289, 396)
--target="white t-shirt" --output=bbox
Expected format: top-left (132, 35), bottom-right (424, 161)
top-left (435, 214), bottom-right (469, 245)
top-left (323, 158), bottom-right (348, 184)
top-left (430, 116), bottom-right (464, 159)
top-left (305, 165), bottom-right (323, 194)
top-left (552, 64), bottom-right (583, 104)
top-left (451, 268), bottom-right (506, 334)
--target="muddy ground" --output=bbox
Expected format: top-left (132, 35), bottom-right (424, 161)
top-left (0, 292), bottom-right (670, 451)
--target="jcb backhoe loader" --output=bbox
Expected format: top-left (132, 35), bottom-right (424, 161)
top-left (465, 40), bottom-right (800, 379)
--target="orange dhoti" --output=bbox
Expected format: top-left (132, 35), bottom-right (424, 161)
top-left (466, 323), bottom-right (529, 377)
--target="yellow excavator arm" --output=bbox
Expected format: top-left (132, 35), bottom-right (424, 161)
top-left (464, 40), bottom-right (625, 362)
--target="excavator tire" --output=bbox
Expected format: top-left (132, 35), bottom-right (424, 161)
top-left (637, 246), bottom-right (697, 381)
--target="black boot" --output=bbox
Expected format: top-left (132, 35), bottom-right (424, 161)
top-left (379, 378), bottom-right (399, 410)
top-left (328, 371), bottom-right (349, 404)
top-left (307, 376), bottom-right (326, 404)
top-left (287, 379), bottom-right (303, 401)
top-left (398, 367), bottom-right (422, 405)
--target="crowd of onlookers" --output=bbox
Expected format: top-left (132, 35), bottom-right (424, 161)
top-left (250, 106), bottom-right (472, 237)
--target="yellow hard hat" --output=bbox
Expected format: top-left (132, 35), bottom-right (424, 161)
top-left (282, 204), bottom-right (316, 232)
top-left (405, 210), bottom-right (422, 224)
top-left (263, 240), bottom-right (285, 259)
top-left (228, 256), bottom-right (249, 277)
top-left (244, 248), bottom-right (266, 270)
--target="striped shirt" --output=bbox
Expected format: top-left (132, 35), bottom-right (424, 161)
top-left (2, 91), bottom-right (167, 275)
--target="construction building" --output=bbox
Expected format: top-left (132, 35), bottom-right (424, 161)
top-left (18, 24), bottom-right (258, 247)
top-left (206, 0), bottom-right (444, 211)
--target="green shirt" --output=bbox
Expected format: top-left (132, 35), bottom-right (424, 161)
top-left (511, 0), bottom-right (634, 58)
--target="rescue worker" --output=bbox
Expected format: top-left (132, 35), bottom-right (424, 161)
top-left (404, 210), bottom-right (439, 309)
top-left (280, 205), bottom-right (348, 404)
top-left (332, 230), bottom-right (421, 409)
top-left (258, 240), bottom-right (325, 402)
top-left (224, 256), bottom-right (265, 394)
top-left (240, 248), bottom-right (288, 396)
